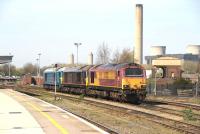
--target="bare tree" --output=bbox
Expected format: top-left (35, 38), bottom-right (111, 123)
top-left (111, 48), bottom-right (134, 64)
top-left (119, 48), bottom-right (133, 63)
top-left (96, 42), bottom-right (111, 64)
top-left (111, 48), bottom-right (120, 63)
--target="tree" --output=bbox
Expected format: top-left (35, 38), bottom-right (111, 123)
top-left (23, 63), bottom-right (37, 75)
top-left (111, 48), bottom-right (120, 63)
top-left (0, 64), bottom-right (22, 76)
top-left (119, 48), bottom-right (133, 63)
top-left (111, 48), bottom-right (134, 64)
top-left (96, 42), bottom-right (111, 64)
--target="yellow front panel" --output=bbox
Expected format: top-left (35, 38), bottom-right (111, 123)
top-left (122, 77), bottom-right (146, 90)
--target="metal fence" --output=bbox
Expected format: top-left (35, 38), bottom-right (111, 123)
top-left (147, 83), bottom-right (200, 97)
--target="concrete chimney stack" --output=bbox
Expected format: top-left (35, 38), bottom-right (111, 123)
top-left (134, 4), bottom-right (143, 64)
top-left (88, 52), bottom-right (93, 65)
top-left (68, 53), bottom-right (74, 65)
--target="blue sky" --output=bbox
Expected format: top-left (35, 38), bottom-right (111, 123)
top-left (0, 0), bottom-right (199, 67)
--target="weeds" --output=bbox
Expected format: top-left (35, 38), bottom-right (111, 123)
top-left (79, 94), bottom-right (85, 100)
top-left (182, 108), bottom-right (196, 121)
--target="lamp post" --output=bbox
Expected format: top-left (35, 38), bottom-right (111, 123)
top-left (153, 66), bottom-right (158, 96)
top-left (38, 53), bottom-right (41, 76)
top-left (8, 53), bottom-right (11, 78)
top-left (36, 58), bottom-right (39, 76)
top-left (74, 43), bottom-right (82, 65)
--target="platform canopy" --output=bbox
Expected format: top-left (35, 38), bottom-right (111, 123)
top-left (0, 56), bottom-right (13, 64)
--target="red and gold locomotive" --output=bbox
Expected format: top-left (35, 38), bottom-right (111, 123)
top-left (44, 63), bottom-right (147, 103)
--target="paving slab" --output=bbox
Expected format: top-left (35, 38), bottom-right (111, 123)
top-left (0, 90), bottom-right (44, 134)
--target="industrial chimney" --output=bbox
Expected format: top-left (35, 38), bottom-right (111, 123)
top-left (88, 52), bottom-right (93, 65)
top-left (68, 53), bottom-right (74, 65)
top-left (134, 4), bottom-right (143, 64)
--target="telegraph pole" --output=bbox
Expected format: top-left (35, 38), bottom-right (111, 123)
top-left (38, 53), bottom-right (41, 76)
top-left (8, 53), bottom-right (11, 78)
top-left (54, 64), bottom-right (57, 100)
top-left (36, 58), bottom-right (39, 76)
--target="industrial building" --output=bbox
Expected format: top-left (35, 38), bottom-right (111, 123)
top-left (145, 45), bottom-right (200, 65)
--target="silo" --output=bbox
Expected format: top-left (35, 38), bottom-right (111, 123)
top-left (150, 46), bottom-right (166, 56)
top-left (186, 45), bottom-right (200, 55)
top-left (134, 4), bottom-right (143, 64)
top-left (88, 52), bottom-right (93, 65)
top-left (68, 53), bottom-right (74, 64)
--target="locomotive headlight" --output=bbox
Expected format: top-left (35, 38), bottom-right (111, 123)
top-left (123, 85), bottom-right (130, 89)
top-left (133, 85), bottom-right (137, 89)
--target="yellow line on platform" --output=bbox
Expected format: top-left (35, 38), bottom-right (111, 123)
top-left (9, 91), bottom-right (69, 134)
top-left (26, 102), bottom-right (69, 134)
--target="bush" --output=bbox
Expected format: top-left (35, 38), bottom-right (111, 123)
top-left (173, 78), bottom-right (192, 89)
top-left (182, 108), bottom-right (195, 121)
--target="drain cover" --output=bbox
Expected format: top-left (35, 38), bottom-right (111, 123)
top-left (13, 127), bottom-right (23, 129)
top-left (42, 110), bottom-right (51, 113)
top-left (9, 112), bottom-right (22, 114)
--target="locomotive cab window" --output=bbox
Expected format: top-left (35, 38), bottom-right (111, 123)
top-left (125, 68), bottom-right (143, 77)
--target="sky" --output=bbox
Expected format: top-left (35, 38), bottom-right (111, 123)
top-left (0, 0), bottom-right (199, 67)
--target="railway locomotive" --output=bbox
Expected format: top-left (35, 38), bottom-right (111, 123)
top-left (43, 63), bottom-right (147, 103)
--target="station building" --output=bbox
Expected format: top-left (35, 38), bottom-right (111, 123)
top-left (145, 45), bottom-right (200, 79)
top-left (0, 56), bottom-right (13, 64)
top-left (144, 45), bottom-right (200, 94)
top-left (0, 55), bottom-right (14, 83)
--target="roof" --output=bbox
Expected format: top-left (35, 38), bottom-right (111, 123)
top-left (43, 68), bottom-right (55, 73)
top-left (90, 63), bottom-right (140, 71)
top-left (44, 67), bottom-right (66, 73)
top-left (63, 65), bottom-right (93, 73)
top-left (0, 56), bottom-right (13, 64)
top-left (145, 54), bottom-right (199, 61)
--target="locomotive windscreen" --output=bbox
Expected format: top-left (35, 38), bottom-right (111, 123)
top-left (125, 68), bottom-right (143, 77)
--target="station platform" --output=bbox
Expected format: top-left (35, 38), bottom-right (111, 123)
top-left (0, 89), bottom-right (108, 134)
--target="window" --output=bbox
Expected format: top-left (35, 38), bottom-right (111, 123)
top-left (45, 74), bottom-right (47, 81)
top-left (91, 72), bottom-right (95, 83)
top-left (77, 72), bottom-right (81, 82)
top-left (125, 68), bottom-right (143, 77)
top-left (99, 72), bottom-right (102, 79)
top-left (117, 71), bottom-right (120, 76)
top-left (171, 72), bottom-right (175, 78)
top-left (104, 72), bottom-right (108, 79)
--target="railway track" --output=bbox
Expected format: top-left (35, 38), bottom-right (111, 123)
top-left (15, 87), bottom-right (200, 134)
top-left (145, 100), bottom-right (200, 111)
top-left (140, 102), bottom-right (200, 121)
top-left (56, 94), bottom-right (200, 134)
